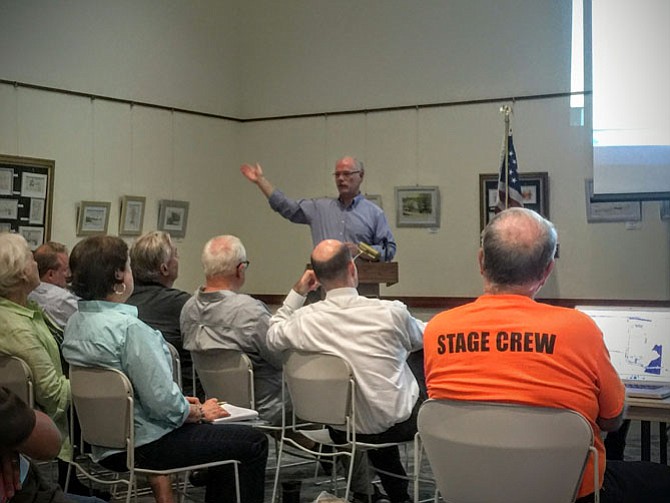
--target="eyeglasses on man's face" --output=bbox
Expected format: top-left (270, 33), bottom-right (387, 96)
top-left (333, 170), bottom-right (361, 178)
top-left (238, 260), bottom-right (250, 269)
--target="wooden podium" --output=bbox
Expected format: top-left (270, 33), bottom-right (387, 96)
top-left (356, 261), bottom-right (398, 297)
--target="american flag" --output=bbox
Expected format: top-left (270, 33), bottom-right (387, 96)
top-left (496, 131), bottom-right (524, 212)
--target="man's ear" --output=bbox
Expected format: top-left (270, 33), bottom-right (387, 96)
top-left (159, 262), bottom-right (169, 277)
top-left (477, 248), bottom-right (485, 276)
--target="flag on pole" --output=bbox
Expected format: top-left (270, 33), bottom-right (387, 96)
top-left (496, 131), bottom-right (524, 212)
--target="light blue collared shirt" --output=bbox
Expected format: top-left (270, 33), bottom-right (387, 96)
top-left (268, 190), bottom-right (396, 261)
top-left (63, 301), bottom-right (189, 461)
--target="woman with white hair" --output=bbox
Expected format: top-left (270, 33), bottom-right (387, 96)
top-left (0, 233), bottom-right (71, 467)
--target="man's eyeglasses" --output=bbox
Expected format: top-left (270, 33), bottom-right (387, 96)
top-left (238, 260), bottom-right (250, 269)
top-left (333, 170), bottom-right (361, 178)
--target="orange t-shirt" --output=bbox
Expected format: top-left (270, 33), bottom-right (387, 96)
top-left (423, 294), bottom-right (625, 498)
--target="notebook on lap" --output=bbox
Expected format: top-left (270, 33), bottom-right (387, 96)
top-left (576, 306), bottom-right (670, 400)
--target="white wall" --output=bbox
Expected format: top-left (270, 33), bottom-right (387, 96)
top-left (0, 0), bottom-right (668, 300)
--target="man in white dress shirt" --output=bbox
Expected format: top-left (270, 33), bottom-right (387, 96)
top-left (267, 239), bottom-right (425, 503)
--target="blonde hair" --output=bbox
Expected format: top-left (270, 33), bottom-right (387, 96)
top-left (0, 233), bottom-right (33, 297)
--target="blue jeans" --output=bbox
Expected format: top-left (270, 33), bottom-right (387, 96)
top-left (102, 423), bottom-right (268, 503)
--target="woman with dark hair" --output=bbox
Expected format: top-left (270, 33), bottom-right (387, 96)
top-left (62, 236), bottom-right (267, 503)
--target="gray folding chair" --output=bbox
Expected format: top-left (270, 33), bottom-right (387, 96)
top-left (165, 342), bottom-right (183, 390)
top-left (417, 399), bottom-right (599, 503)
top-left (0, 354), bottom-right (34, 407)
top-left (191, 349), bottom-right (254, 408)
top-left (273, 350), bottom-right (423, 503)
top-left (68, 365), bottom-right (241, 503)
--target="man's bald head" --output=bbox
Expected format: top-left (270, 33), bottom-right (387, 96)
top-left (480, 208), bottom-right (558, 290)
top-left (310, 239), bottom-right (356, 290)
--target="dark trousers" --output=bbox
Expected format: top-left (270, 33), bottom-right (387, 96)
top-left (328, 399), bottom-right (421, 503)
top-left (102, 423), bottom-right (268, 503)
top-left (576, 460), bottom-right (670, 503)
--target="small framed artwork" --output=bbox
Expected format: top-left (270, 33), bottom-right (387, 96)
top-left (365, 194), bottom-right (383, 209)
top-left (19, 226), bottom-right (44, 250)
top-left (0, 168), bottom-right (13, 196)
top-left (661, 201), bottom-right (670, 221)
top-left (119, 195), bottom-right (146, 236)
top-left (479, 172), bottom-right (549, 230)
top-left (29, 198), bottom-right (45, 225)
top-left (21, 172), bottom-right (48, 199)
top-left (0, 199), bottom-right (19, 220)
top-left (584, 179), bottom-right (642, 223)
top-left (158, 200), bottom-right (190, 238)
top-left (76, 201), bottom-right (111, 236)
top-left (395, 186), bottom-right (440, 228)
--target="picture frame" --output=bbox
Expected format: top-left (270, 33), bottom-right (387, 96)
top-left (585, 179), bottom-right (642, 223)
top-left (0, 155), bottom-right (54, 243)
top-left (0, 199), bottom-right (19, 220)
top-left (119, 195), bottom-right (146, 236)
top-left (479, 172), bottom-right (549, 230)
top-left (395, 186), bottom-right (440, 228)
top-left (661, 201), bottom-right (670, 221)
top-left (157, 199), bottom-right (189, 238)
top-left (18, 226), bottom-right (44, 250)
top-left (21, 172), bottom-right (48, 199)
top-left (29, 198), bottom-right (45, 225)
top-left (76, 201), bottom-right (111, 236)
top-left (365, 194), bottom-right (383, 209)
top-left (0, 168), bottom-right (13, 196)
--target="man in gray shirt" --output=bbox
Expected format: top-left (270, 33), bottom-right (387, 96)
top-left (180, 235), bottom-right (283, 424)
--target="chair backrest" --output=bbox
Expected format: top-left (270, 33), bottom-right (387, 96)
top-left (191, 349), bottom-right (254, 408)
top-left (165, 342), bottom-right (182, 390)
top-left (418, 399), bottom-right (594, 503)
top-left (69, 365), bottom-right (133, 450)
top-left (283, 350), bottom-right (353, 426)
top-left (0, 355), bottom-right (34, 407)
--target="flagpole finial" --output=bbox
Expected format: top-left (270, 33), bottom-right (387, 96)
top-left (499, 105), bottom-right (512, 114)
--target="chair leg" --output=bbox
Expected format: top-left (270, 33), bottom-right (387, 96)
top-left (271, 437), bottom-right (286, 503)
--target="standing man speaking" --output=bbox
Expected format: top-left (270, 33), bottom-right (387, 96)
top-left (240, 156), bottom-right (396, 261)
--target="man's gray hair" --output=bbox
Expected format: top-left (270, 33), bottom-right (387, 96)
top-left (201, 235), bottom-right (246, 278)
top-left (0, 233), bottom-right (33, 297)
top-left (130, 231), bottom-right (175, 283)
top-left (481, 208), bottom-right (558, 287)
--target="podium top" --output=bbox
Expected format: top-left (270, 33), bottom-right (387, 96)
top-left (355, 261), bottom-right (398, 286)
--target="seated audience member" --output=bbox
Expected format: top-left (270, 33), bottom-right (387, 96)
top-left (0, 233), bottom-right (82, 497)
top-left (0, 386), bottom-right (104, 503)
top-left (126, 231), bottom-right (195, 394)
top-left (423, 208), bottom-right (670, 503)
top-left (180, 235), bottom-right (282, 424)
top-left (62, 235), bottom-right (268, 503)
top-left (267, 239), bottom-right (425, 503)
top-left (28, 241), bottom-right (79, 335)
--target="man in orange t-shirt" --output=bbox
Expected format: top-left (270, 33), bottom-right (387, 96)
top-left (424, 208), bottom-right (670, 503)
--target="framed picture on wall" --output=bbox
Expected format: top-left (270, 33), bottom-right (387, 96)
top-left (479, 172), bottom-right (549, 230)
top-left (395, 186), bottom-right (440, 228)
top-left (119, 195), bottom-right (146, 236)
top-left (76, 201), bottom-right (111, 236)
top-left (157, 200), bottom-right (189, 238)
top-left (584, 179), bottom-right (642, 223)
top-left (365, 194), bottom-right (383, 209)
top-left (0, 155), bottom-right (54, 243)
top-left (19, 226), bottom-right (44, 250)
